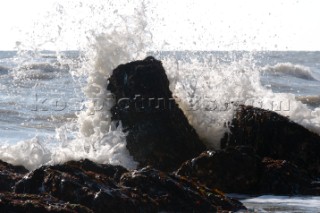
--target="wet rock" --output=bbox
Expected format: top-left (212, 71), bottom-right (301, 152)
top-left (107, 56), bottom-right (206, 171)
top-left (259, 157), bottom-right (313, 195)
top-left (176, 104), bottom-right (320, 195)
top-left (14, 159), bottom-right (245, 212)
top-left (15, 159), bottom-right (155, 213)
top-left (176, 146), bottom-right (262, 194)
top-left (0, 160), bottom-right (28, 192)
top-left (176, 148), bottom-right (319, 195)
top-left (221, 105), bottom-right (320, 177)
top-left (0, 192), bottom-right (92, 213)
top-left (120, 166), bottom-right (245, 212)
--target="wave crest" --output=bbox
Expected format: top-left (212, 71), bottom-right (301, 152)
top-left (262, 62), bottom-right (316, 80)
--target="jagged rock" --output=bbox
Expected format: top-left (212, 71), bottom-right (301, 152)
top-left (107, 56), bottom-right (206, 171)
top-left (0, 160), bottom-right (28, 192)
top-left (221, 105), bottom-right (320, 177)
top-left (176, 146), bottom-right (262, 194)
top-left (0, 192), bottom-right (92, 213)
top-left (14, 159), bottom-right (245, 212)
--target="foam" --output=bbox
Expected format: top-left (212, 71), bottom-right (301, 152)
top-left (0, 138), bottom-right (51, 170)
top-left (72, 1), bottom-right (150, 170)
top-left (241, 195), bottom-right (320, 212)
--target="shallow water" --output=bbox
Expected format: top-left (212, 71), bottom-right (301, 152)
top-left (237, 195), bottom-right (320, 213)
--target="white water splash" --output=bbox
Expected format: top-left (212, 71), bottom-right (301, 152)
top-left (0, 0), bottom-right (152, 170)
top-left (161, 52), bottom-right (320, 148)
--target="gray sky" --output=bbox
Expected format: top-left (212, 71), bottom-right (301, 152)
top-left (0, 0), bottom-right (319, 50)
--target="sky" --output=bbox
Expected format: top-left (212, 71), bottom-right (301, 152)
top-left (0, 0), bottom-right (319, 51)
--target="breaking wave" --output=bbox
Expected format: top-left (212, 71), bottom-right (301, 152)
top-left (262, 62), bottom-right (316, 80)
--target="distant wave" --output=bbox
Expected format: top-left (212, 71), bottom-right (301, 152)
top-left (296, 95), bottom-right (320, 108)
top-left (0, 65), bottom-right (9, 74)
top-left (18, 62), bottom-right (69, 73)
top-left (12, 62), bottom-right (69, 80)
top-left (40, 54), bottom-right (58, 59)
top-left (13, 69), bottom-right (57, 80)
top-left (262, 62), bottom-right (316, 80)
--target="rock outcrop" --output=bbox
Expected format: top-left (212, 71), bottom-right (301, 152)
top-left (176, 146), bottom-right (319, 195)
top-left (177, 105), bottom-right (320, 195)
top-left (9, 159), bottom-right (244, 212)
top-left (107, 56), bottom-right (206, 171)
top-left (221, 105), bottom-right (320, 177)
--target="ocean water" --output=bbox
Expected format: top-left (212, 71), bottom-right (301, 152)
top-left (1, 1), bottom-right (320, 212)
top-left (241, 195), bottom-right (320, 213)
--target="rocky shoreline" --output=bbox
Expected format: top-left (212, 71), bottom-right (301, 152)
top-left (1, 57), bottom-right (320, 212)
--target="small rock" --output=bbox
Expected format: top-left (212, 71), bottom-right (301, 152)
top-left (260, 157), bottom-right (313, 195)
top-left (176, 146), bottom-right (262, 194)
top-left (0, 160), bottom-right (28, 192)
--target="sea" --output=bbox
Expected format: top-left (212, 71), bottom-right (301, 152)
top-left (1, 1), bottom-right (320, 212)
top-left (1, 49), bottom-right (320, 212)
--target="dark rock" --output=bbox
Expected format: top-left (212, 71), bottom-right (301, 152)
top-left (176, 104), bottom-right (320, 195)
top-left (0, 192), bottom-right (92, 213)
top-left (107, 56), bottom-right (206, 171)
top-left (176, 147), bottom-right (319, 195)
top-left (0, 160), bottom-right (28, 192)
top-left (120, 166), bottom-right (245, 212)
top-left (14, 159), bottom-right (245, 212)
top-left (259, 157), bottom-right (313, 195)
top-left (176, 146), bottom-right (262, 194)
top-left (221, 105), bottom-right (320, 177)
top-left (15, 159), bottom-right (155, 213)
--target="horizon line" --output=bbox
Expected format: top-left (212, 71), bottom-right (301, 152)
top-left (0, 49), bottom-right (320, 52)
